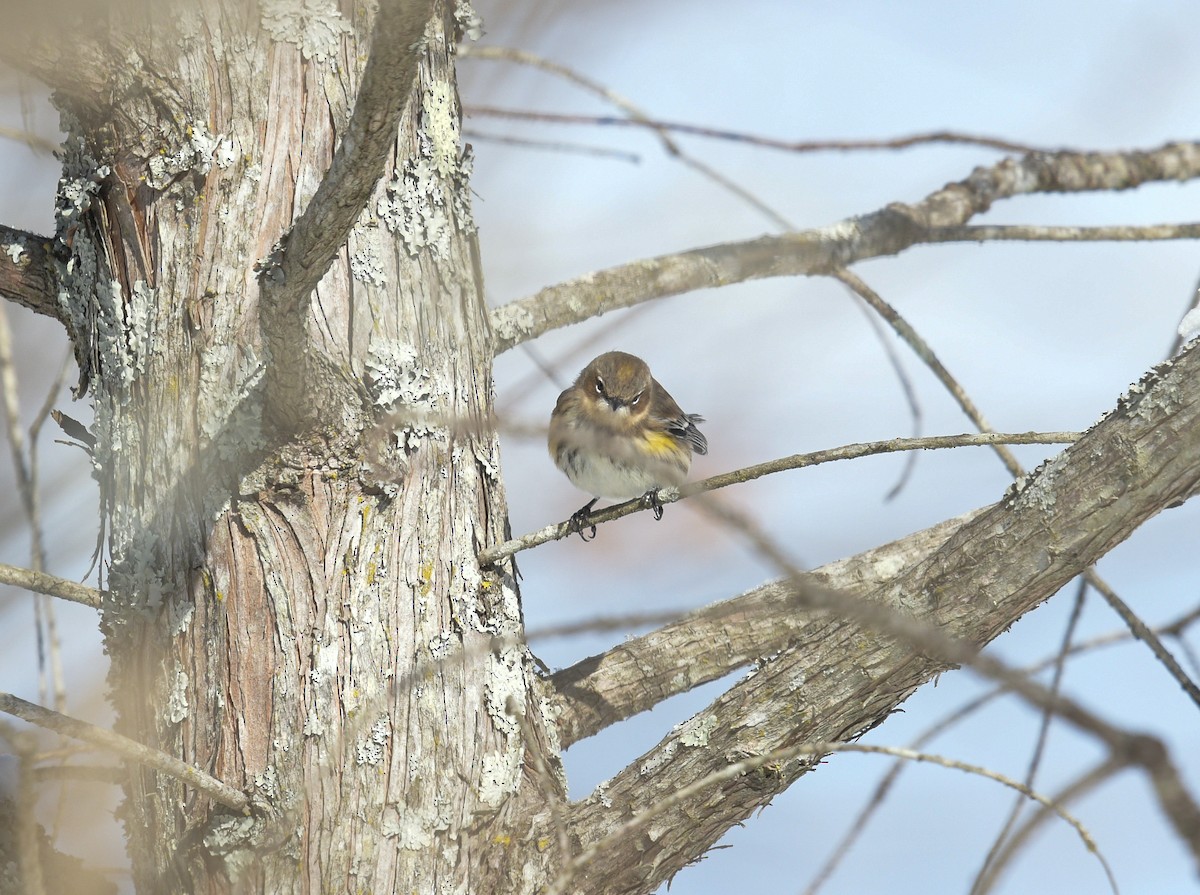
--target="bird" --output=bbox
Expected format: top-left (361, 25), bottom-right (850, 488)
top-left (548, 350), bottom-right (707, 539)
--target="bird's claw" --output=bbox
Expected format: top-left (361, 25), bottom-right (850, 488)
top-left (567, 499), bottom-right (600, 541)
top-left (569, 511), bottom-right (598, 541)
top-left (642, 489), bottom-right (665, 521)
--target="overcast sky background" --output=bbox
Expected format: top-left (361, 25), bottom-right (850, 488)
top-left (1, 1), bottom-right (1199, 892)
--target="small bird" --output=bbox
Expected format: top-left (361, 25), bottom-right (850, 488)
top-left (549, 350), bottom-right (708, 539)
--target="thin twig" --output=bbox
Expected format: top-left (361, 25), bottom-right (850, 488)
top-left (526, 608), bottom-right (688, 641)
top-left (846, 287), bottom-right (923, 499)
top-left (930, 222), bottom-right (1200, 243)
top-left (547, 741), bottom-right (1115, 895)
top-left (464, 107), bottom-right (1051, 155)
top-left (32, 764), bottom-right (124, 784)
top-left (0, 122), bottom-right (57, 154)
top-left (0, 304), bottom-right (44, 567)
top-left (460, 46), bottom-right (793, 229)
top-left (461, 129), bottom-right (641, 163)
top-left (975, 759), bottom-right (1124, 895)
top-left (1084, 574), bottom-right (1200, 709)
top-left (30, 349), bottom-right (74, 724)
top-left (477, 431), bottom-right (1078, 566)
top-left (832, 268), bottom-right (1021, 475)
top-left (0, 691), bottom-right (250, 814)
top-left (802, 600), bottom-right (1200, 895)
top-left (836, 267), bottom-right (1200, 709)
top-left (971, 578), bottom-right (1089, 894)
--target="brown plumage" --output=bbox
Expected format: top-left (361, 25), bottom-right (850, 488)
top-left (549, 351), bottom-right (707, 536)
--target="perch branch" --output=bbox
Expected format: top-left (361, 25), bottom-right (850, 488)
top-left (478, 431), bottom-right (1078, 567)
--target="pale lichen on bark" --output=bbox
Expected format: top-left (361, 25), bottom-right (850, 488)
top-left (261, 0), bottom-right (353, 64)
top-left (376, 76), bottom-right (476, 259)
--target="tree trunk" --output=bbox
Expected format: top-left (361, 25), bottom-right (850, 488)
top-left (47, 2), bottom-right (560, 891)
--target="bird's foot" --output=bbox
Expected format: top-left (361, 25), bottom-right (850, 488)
top-left (641, 489), bottom-right (665, 521)
top-left (567, 499), bottom-right (600, 541)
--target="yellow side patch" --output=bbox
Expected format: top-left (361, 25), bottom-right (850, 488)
top-left (642, 430), bottom-right (683, 458)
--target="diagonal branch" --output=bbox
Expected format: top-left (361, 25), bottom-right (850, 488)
top-left (0, 562), bottom-right (103, 609)
top-left (550, 741), bottom-right (1117, 895)
top-left (550, 510), bottom-right (983, 747)
top-left (258, 0), bottom-right (435, 428)
top-left (0, 225), bottom-right (62, 325)
top-left (0, 691), bottom-right (249, 814)
top-left (490, 141), bottom-right (1200, 354)
top-left (559, 340), bottom-right (1200, 895)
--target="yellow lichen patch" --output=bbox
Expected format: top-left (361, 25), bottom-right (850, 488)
top-left (419, 562), bottom-right (434, 596)
top-left (493, 834), bottom-right (511, 847)
top-left (366, 561), bottom-right (377, 586)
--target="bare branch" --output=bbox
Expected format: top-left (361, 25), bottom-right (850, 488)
top-left (975, 759), bottom-right (1123, 895)
top-left (0, 723), bottom-right (47, 895)
top-left (559, 342), bottom-right (1200, 893)
top-left (0, 691), bottom-right (249, 814)
top-left (464, 106), bottom-right (1051, 155)
top-left (0, 562), bottom-right (102, 609)
top-left (1084, 572), bottom-right (1200, 708)
top-left (490, 141), bottom-right (1200, 354)
top-left (805, 600), bottom-right (1200, 895)
top-left (549, 741), bottom-right (1115, 895)
top-left (459, 47), bottom-right (792, 228)
top-left (478, 431), bottom-right (1079, 567)
top-left (0, 225), bottom-right (62, 324)
top-left (549, 511), bottom-right (982, 747)
top-left (839, 267), bottom-right (1200, 709)
top-left (258, 0), bottom-right (435, 428)
top-left (972, 578), bottom-right (1089, 893)
top-left (930, 221), bottom-right (1200, 242)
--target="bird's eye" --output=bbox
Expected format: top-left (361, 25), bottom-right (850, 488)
top-left (631, 392), bottom-right (643, 406)
top-left (594, 378), bottom-right (604, 395)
